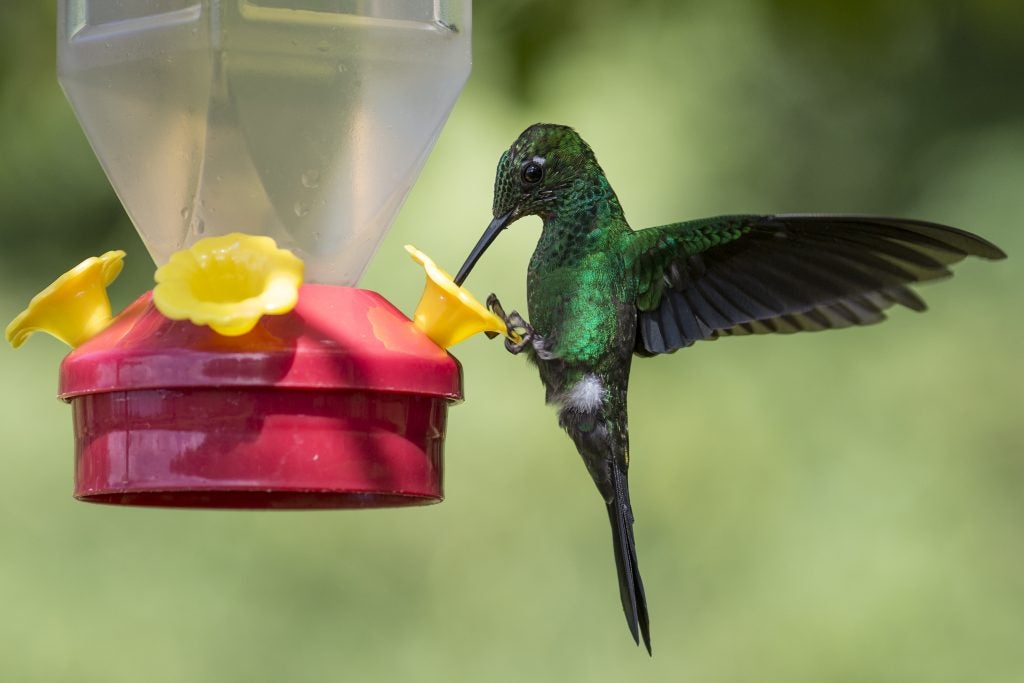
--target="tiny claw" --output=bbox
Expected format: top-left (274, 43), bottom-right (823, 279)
top-left (484, 294), bottom-right (504, 338)
top-left (486, 293), bottom-right (507, 320)
top-left (486, 294), bottom-right (532, 354)
top-left (503, 310), bottom-right (534, 355)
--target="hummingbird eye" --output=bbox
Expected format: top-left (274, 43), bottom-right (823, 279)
top-left (521, 162), bottom-right (544, 184)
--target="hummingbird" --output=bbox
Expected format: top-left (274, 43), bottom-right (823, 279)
top-left (452, 123), bottom-right (1006, 654)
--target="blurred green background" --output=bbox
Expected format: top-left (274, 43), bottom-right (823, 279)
top-left (1, 2), bottom-right (1022, 681)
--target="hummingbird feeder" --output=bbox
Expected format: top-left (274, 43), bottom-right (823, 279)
top-left (4, 0), bottom-right (512, 509)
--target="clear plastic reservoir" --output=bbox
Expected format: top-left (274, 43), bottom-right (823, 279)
top-left (57, 1), bottom-right (471, 285)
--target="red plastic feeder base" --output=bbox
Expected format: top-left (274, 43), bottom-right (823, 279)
top-left (59, 286), bottom-right (463, 509)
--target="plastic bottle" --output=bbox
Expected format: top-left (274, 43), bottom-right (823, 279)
top-left (57, 0), bottom-right (472, 285)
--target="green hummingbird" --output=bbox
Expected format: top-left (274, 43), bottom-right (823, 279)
top-left (452, 123), bottom-right (1006, 654)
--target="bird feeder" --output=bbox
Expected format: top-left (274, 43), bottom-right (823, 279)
top-left (16, 0), bottom-right (485, 508)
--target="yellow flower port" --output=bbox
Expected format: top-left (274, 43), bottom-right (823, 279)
top-left (153, 233), bottom-right (304, 336)
top-left (5, 250), bottom-right (125, 348)
top-left (406, 245), bottom-right (521, 349)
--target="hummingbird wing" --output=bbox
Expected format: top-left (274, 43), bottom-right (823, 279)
top-left (624, 214), bottom-right (1006, 355)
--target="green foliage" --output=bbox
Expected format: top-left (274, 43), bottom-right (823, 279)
top-left (1, 2), bottom-right (1021, 681)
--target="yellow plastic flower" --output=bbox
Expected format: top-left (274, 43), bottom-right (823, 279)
top-left (406, 244), bottom-right (521, 349)
top-left (5, 250), bottom-right (125, 348)
top-left (154, 233), bottom-right (304, 336)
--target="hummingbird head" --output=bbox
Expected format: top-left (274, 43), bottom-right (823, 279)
top-left (454, 123), bottom-right (598, 285)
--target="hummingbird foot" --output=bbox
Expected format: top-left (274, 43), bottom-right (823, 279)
top-left (504, 310), bottom-right (535, 354)
top-left (487, 293), bottom-right (535, 355)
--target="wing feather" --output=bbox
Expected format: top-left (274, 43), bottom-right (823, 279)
top-left (626, 214), bottom-right (1005, 355)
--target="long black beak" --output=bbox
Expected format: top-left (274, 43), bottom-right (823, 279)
top-left (454, 210), bottom-right (515, 285)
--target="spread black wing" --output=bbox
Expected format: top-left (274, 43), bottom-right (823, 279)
top-left (623, 214), bottom-right (1006, 356)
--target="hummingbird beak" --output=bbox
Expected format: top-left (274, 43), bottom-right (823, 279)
top-left (454, 209), bottom-right (515, 285)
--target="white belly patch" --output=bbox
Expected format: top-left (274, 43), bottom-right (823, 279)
top-left (560, 374), bottom-right (605, 412)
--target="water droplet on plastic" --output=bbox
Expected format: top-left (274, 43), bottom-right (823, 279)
top-left (294, 202), bottom-right (310, 217)
top-left (196, 219), bottom-right (206, 235)
top-left (301, 169), bottom-right (320, 188)
top-left (337, 62), bottom-right (348, 73)
top-left (180, 207), bottom-right (190, 219)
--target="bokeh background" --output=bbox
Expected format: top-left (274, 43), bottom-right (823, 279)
top-left (1, 2), bottom-right (1021, 681)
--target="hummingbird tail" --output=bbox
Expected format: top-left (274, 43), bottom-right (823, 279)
top-left (606, 463), bottom-right (651, 655)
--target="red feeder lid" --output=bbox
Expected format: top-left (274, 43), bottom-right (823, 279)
top-left (60, 285), bottom-right (462, 399)
top-left (59, 286), bottom-right (463, 509)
